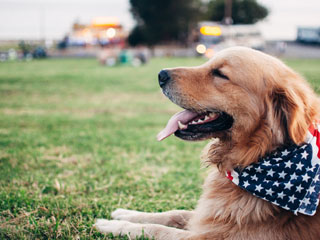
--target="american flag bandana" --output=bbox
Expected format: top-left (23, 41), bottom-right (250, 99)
top-left (227, 124), bottom-right (320, 216)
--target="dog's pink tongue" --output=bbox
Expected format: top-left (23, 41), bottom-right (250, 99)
top-left (157, 110), bottom-right (198, 141)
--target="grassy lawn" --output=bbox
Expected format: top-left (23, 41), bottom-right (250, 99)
top-left (0, 56), bottom-right (320, 239)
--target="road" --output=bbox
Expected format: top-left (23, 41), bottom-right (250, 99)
top-left (265, 41), bottom-right (320, 59)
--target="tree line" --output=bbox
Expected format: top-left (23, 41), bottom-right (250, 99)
top-left (128, 0), bottom-right (269, 46)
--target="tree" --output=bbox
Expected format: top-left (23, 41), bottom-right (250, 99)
top-left (128, 0), bottom-right (204, 46)
top-left (206, 0), bottom-right (269, 24)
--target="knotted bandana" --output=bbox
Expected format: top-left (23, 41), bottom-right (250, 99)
top-left (227, 124), bottom-right (320, 216)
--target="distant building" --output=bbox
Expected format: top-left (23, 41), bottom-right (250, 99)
top-left (297, 27), bottom-right (320, 44)
top-left (192, 21), bottom-right (265, 58)
top-left (67, 17), bottom-right (127, 47)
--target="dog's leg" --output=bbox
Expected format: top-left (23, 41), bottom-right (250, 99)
top-left (111, 208), bottom-right (194, 229)
top-left (94, 219), bottom-right (195, 240)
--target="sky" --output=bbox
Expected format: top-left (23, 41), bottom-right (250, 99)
top-left (0, 0), bottom-right (319, 41)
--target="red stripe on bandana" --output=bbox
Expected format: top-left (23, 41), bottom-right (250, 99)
top-left (316, 130), bottom-right (320, 159)
top-left (226, 171), bottom-right (233, 181)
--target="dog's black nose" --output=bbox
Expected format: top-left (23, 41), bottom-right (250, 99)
top-left (158, 70), bottom-right (171, 88)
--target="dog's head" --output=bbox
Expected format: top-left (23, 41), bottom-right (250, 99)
top-left (158, 47), bottom-right (320, 169)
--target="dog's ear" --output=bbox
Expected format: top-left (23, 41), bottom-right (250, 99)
top-left (272, 78), bottom-right (318, 145)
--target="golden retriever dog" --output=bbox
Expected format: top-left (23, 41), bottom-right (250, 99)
top-left (95, 47), bottom-right (320, 239)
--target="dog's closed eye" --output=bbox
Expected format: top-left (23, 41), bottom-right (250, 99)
top-left (212, 69), bottom-right (229, 80)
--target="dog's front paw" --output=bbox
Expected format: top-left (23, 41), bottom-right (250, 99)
top-left (94, 219), bottom-right (130, 236)
top-left (94, 219), bottom-right (147, 238)
top-left (111, 208), bottom-right (140, 220)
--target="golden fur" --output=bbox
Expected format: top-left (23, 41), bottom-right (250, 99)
top-left (95, 47), bottom-right (320, 240)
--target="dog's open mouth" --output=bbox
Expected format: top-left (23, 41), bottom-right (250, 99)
top-left (157, 109), bottom-right (233, 141)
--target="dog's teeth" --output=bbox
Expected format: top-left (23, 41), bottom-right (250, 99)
top-left (209, 113), bottom-right (217, 118)
top-left (198, 119), bottom-right (204, 123)
top-left (204, 115), bottom-right (209, 121)
top-left (178, 121), bottom-right (188, 130)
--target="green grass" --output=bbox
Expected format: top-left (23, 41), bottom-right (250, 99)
top-left (0, 56), bottom-right (320, 239)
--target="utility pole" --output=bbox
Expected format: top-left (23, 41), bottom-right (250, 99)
top-left (223, 0), bottom-right (233, 25)
top-left (39, 3), bottom-right (46, 44)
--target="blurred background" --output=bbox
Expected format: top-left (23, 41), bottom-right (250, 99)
top-left (1, 0), bottom-right (320, 61)
top-left (1, 1), bottom-right (320, 239)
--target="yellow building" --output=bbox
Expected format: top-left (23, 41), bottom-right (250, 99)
top-left (69, 17), bottom-right (126, 46)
